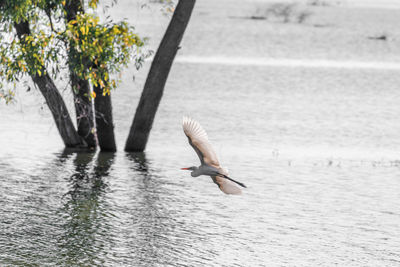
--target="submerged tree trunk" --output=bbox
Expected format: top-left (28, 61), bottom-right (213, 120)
top-left (124, 0), bottom-right (196, 152)
top-left (14, 21), bottom-right (84, 148)
top-left (65, 0), bottom-right (97, 148)
top-left (93, 85), bottom-right (117, 152)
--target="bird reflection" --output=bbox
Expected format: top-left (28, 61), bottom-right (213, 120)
top-left (56, 151), bottom-right (115, 266)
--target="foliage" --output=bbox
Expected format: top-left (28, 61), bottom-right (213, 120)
top-left (64, 13), bottom-right (143, 95)
top-left (0, 0), bottom-right (145, 102)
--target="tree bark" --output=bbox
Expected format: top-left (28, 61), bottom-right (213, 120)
top-left (64, 0), bottom-right (82, 22)
top-left (65, 0), bottom-right (97, 148)
top-left (70, 76), bottom-right (96, 147)
top-left (124, 0), bottom-right (196, 152)
top-left (14, 21), bottom-right (85, 148)
top-left (93, 85), bottom-right (117, 151)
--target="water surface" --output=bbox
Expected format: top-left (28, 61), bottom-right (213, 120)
top-left (1, 0), bottom-right (400, 266)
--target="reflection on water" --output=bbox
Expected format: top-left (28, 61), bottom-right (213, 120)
top-left (127, 152), bottom-right (149, 173)
top-left (57, 152), bottom-right (114, 266)
top-left (1, 141), bottom-right (400, 266)
top-left (125, 152), bottom-right (179, 267)
top-left (2, 0), bottom-right (400, 265)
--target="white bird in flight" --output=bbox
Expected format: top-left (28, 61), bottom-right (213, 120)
top-left (181, 116), bottom-right (246, 195)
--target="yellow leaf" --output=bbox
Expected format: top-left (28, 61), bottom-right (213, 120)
top-left (37, 69), bottom-right (41, 76)
top-left (89, 0), bottom-right (97, 8)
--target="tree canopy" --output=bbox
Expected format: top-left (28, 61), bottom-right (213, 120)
top-left (0, 0), bottom-right (145, 102)
top-left (0, 0), bottom-right (196, 152)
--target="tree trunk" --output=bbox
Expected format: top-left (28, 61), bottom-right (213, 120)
top-left (124, 0), bottom-right (196, 152)
top-left (65, 0), bottom-right (97, 148)
top-left (14, 21), bottom-right (85, 148)
top-left (32, 74), bottom-right (85, 147)
top-left (64, 0), bottom-right (82, 22)
top-left (70, 76), bottom-right (96, 147)
top-left (93, 85), bottom-right (117, 151)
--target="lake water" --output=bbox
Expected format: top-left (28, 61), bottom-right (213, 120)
top-left (1, 1), bottom-right (400, 266)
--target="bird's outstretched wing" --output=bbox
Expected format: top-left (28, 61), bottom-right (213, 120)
top-left (211, 175), bottom-right (242, 195)
top-left (182, 116), bottom-right (220, 167)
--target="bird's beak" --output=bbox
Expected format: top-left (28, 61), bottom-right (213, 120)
top-left (181, 168), bottom-right (190, 170)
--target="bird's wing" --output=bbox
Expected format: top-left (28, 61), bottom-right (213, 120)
top-left (211, 175), bottom-right (242, 195)
top-left (182, 116), bottom-right (220, 167)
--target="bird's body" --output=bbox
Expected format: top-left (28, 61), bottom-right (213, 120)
top-left (182, 116), bottom-right (246, 195)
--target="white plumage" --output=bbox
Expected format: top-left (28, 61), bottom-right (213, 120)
top-left (182, 116), bottom-right (245, 195)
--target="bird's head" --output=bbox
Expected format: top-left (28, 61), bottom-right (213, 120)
top-left (181, 166), bottom-right (197, 171)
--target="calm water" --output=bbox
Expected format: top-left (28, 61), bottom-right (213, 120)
top-left (1, 1), bottom-right (400, 266)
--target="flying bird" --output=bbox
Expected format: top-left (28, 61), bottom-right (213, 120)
top-left (181, 116), bottom-right (246, 195)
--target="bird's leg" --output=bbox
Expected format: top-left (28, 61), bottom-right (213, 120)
top-left (219, 174), bottom-right (247, 188)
